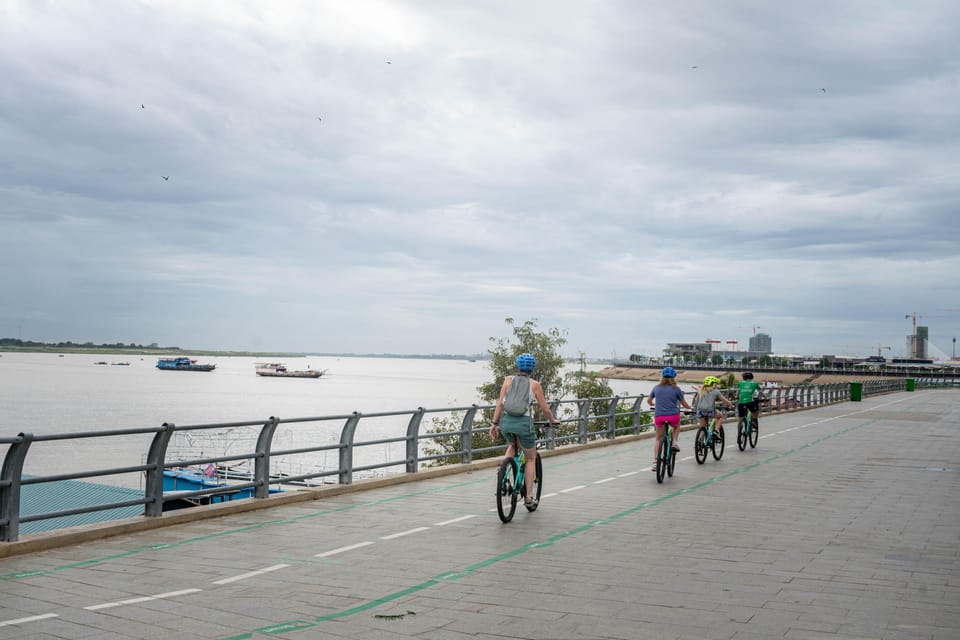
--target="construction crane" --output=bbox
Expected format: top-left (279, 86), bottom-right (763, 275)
top-left (905, 312), bottom-right (944, 335)
top-left (874, 344), bottom-right (890, 357)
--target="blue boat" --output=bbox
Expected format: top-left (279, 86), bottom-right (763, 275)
top-left (163, 468), bottom-right (283, 510)
top-left (156, 357), bottom-right (216, 372)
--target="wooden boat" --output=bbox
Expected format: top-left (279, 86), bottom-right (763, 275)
top-left (157, 357), bottom-right (216, 372)
top-left (254, 362), bottom-right (324, 378)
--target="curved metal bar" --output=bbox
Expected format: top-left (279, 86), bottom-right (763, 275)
top-left (0, 432), bottom-right (33, 541)
top-left (254, 417), bottom-right (279, 498)
top-left (144, 423), bottom-right (176, 517)
top-left (338, 413), bottom-right (361, 485)
top-left (405, 408), bottom-right (426, 473)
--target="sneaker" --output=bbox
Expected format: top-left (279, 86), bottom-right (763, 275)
top-left (672, 442), bottom-right (680, 452)
top-left (650, 462), bottom-right (657, 472)
top-left (524, 497), bottom-right (538, 507)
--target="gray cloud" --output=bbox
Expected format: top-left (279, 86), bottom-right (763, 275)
top-left (2, 1), bottom-right (959, 358)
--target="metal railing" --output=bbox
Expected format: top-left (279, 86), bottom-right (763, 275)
top-left (0, 378), bottom-right (920, 542)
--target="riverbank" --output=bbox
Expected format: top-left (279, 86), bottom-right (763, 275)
top-left (599, 366), bottom-right (876, 385)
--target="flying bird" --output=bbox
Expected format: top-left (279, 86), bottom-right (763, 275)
top-left (821, 88), bottom-right (826, 92)
top-left (691, 66), bottom-right (698, 69)
top-left (161, 176), bottom-right (169, 181)
top-left (141, 104), bottom-right (145, 108)
top-left (386, 61), bottom-right (391, 64)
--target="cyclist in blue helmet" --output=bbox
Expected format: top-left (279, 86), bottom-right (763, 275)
top-left (646, 366), bottom-right (692, 472)
top-left (490, 353), bottom-right (559, 507)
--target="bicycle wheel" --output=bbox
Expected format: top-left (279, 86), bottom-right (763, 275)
top-left (694, 428), bottom-right (707, 464)
top-left (737, 418), bottom-right (747, 451)
top-left (525, 453), bottom-right (543, 512)
top-left (667, 443), bottom-right (676, 477)
top-left (656, 437), bottom-right (667, 483)
top-left (749, 419), bottom-right (758, 448)
top-left (712, 425), bottom-right (725, 460)
top-left (496, 458), bottom-right (518, 523)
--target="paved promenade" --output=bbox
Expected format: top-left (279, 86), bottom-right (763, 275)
top-left (1, 390), bottom-right (958, 639)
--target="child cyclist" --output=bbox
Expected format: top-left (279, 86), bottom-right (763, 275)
top-left (646, 367), bottom-right (692, 472)
top-left (697, 375), bottom-right (734, 433)
top-left (737, 371), bottom-right (762, 429)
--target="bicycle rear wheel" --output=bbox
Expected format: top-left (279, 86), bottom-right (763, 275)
top-left (737, 418), bottom-right (747, 451)
top-left (525, 453), bottom-right (543, 512)
top-left (667, 444), bottom-right (676, 477)
top-left (749, 419), bottom-right (758, 448)
top-left (712, 425), bottom-right (725, 460)
top-left (694, 428), bottom-right (707, 464)
top-left (656, 437), bottom-right (667, 483)
top-left (496, 458), bottom-right (518, 523)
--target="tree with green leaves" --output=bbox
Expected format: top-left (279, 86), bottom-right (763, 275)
top-left (477, 318), bottom-right (567, 404)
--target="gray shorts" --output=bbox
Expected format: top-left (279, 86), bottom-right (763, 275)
top-left (499, 414), bottom-right (536, 449)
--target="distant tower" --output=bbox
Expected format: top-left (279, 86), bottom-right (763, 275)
top-left (907, 326), bottom-right (929, 359)
top-left (916, 326), bottom-right (929, 359)
top-left (749, 332), bottom-right (772, 354)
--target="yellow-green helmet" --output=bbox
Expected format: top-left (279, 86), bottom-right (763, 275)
top-left (704, 375), bottom-right (720, 386)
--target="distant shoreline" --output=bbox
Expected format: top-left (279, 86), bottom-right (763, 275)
top-left (599, 366), bottom-right (878, 385)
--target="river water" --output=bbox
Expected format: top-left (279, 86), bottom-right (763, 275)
top-left (1, 352), bottom-right (656, 482)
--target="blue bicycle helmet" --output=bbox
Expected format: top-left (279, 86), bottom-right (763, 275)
top-left (516, 353), bottom-right (536, 372)
top-left (661, 366), bottom-right (677, 378)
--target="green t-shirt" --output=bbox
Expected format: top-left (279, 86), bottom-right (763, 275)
top-left (737, 380), bottom-right (761, 403)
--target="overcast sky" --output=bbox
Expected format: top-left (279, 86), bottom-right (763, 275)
top-left (2, 1), bottom-right (959, 359)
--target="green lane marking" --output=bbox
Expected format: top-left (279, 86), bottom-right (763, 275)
top-left (258, 620), bottom-right (316, 634)
top-left (217, 416), bottom-right (882, 638)
top-left (313, 580), bottom-right (438, 622)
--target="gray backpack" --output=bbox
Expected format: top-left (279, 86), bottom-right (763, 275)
top-left (503, 374), bottom-right (531, 417)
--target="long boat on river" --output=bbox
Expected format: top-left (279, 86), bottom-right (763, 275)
top-left (156, 357), bottom-right (216, 372)
top-left (254, 362), bottom-right (324, 378)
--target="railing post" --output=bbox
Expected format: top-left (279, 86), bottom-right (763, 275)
top-left (338, 413), bottom-right (361, 485)
top-left (405, 408), bottom-right (425, 473)
top-left (631, 397), bottom-right (644, 434)
top-left (606, 395), bottom-right (620, 439)
top-left (577, 399), bottom-right (590, 444)
top-left (459, 405), bottom-right (479, 465)
top-left (253, 417), bottom-right (279, 498)
top-left (544, 401), bottom-right (560, 449)
top-left (144, 424), bottom-right (175, 517)
top-left (0, 432), bottom-right (32, 542)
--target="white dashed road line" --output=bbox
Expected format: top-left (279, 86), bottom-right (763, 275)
top-left (315, 541), bottom-right (375, 557)
top-left (559, 485), bottom-right (586, 493)
top-left (380, 526), bottom-right (430, 540)
top-left (435, 515), bottom-right (477, 526)
top-left (0, 613), bottom-right (59, 627)
top-left (213, 564), bottom-right (290, 585)
top-left (85, 588), bottom-right (201, 611)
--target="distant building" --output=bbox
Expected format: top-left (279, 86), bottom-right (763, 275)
top-left (907, 326), bottom-right (929, 359)
top-left (749, 332), bottom-right (772, 354)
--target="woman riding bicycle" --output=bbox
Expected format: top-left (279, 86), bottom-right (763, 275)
top-left (697, 375), bottom-right (734, 431)
top-left (646, 367), bottom-right (692, 472)
top-left (489, 353), bottom-right (559, 508)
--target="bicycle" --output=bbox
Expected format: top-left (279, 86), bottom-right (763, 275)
top-left (654, 422), bottom-right (678, 483)
top-left (694, 411), bottom-right (725, 464)
top-left (737, 406), bottom-right (759, 451)
top-left (496, 432), bottom-right (544, 523)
